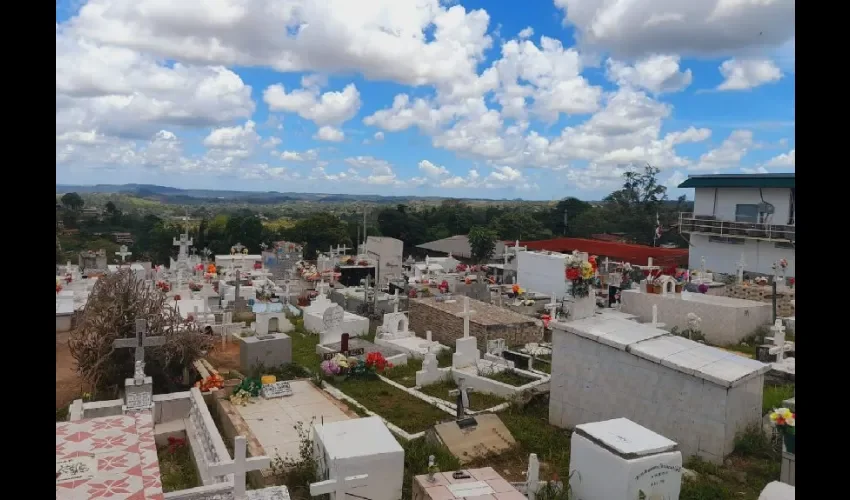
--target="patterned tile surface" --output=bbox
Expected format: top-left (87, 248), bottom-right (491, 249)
top-left (56, 411), bottom-right (163, 500)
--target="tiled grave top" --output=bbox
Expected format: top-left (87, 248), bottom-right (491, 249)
top-left (594, 309), bottom-right (638, 321)
top-left (414, 467), bottom-right (523, 500)
top-left (555, 316), bottom-right (770, 388)
top-left (560, 317), bottom-right (667, 350)
top-left (622, 289), bottom-right (767, 308)
top-left (319, 338), bottom-right (403, 359)
top-left (575, 417), bottom-right (677, 458)
top-left (246, 486), bottom-right (292, 500)
top-left (314, 416), bottom-right (403, 460)
top-left (57, 298), bottom-right (75, 315)
top-left (56, 411), bottom-right (162, 499)
top-left (414, 297), bottom-right (538, 326)
top-left (234, 380), bottom-right (351, 462)
top-left (253, 302), bottom-right (285, 313)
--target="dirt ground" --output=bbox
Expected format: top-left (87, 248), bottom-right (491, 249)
top-left (204, 340), bottom-right (242, 372)
top-left (56, 332), bottom-right (85, 410)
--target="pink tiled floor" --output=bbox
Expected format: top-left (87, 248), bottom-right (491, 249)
top-left (414, 467), bottom-right (525, 500)
top-left (56, 411), bottom-right (163, 500)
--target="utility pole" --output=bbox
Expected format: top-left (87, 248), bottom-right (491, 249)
top-left (563, 210), bottom-right (568, 236)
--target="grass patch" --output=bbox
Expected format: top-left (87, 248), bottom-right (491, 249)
top-left (485, 369), bottom-right (538, 387)
top-left (680, 425), bottom-right (780, 500)
top-left (418, 379), bottom-right (508, 411)
top-left (290, 331), bottom-right (321, 373)
top-left (383, 358), bottom-right (422, 387)
top-left (401, 438), bottom-right (461, 500)
top-left (56, 407), bottom-right (69, 422)
top-left (157, 440), bottom-right (200, 492)
top-left (333, 378), bottom-right (448, 434)
top-left (762, 384), bottom-right (794, 416)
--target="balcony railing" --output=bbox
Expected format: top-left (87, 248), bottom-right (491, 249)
top-left (678, 213), bottom-right (795, 242)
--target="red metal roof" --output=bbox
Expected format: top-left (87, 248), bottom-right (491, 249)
top-left (507, 238), bottom-right (688, 267)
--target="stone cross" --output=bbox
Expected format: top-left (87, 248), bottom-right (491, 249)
top-left (173, 233), bottom-right (193, 270)
top-left (392, 289), bottom-right (400, 313)
top-left (115, 245), bottom-right (132, 263)
top-left (766, 319), bottom-right (792, 362)
top-left (316, 280), bottom-right (330, 297)
top-left (545, 292), bottom-right (558, 322)
top-left (133, 360), bottom-right (146, 385)
top-left (309, 462), bottom-right (369, 500)
top-left (448, 377), bottom-right (474, 420)
top-left (459, 296), bottom-right (476, 338)
top-left (737, 254), bottom-right (747, 284)
top-left (113, 319), bottom-right (166, 363)
top-left (208, 436), bottom-right (270, 499)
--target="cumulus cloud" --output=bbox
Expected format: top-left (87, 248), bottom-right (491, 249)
top-left (606, 55), bottom-right (692, 94)
top-left (314, 126), bottom-right (345, 142)
top-left (717, 59), bottom-right (783, 91)
top-left (263, 83), bottom-right (361, 125)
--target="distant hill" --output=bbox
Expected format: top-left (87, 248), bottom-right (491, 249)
top-left (55, 183), bottom-right (524, 204)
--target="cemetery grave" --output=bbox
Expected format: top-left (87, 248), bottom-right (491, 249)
top-left (416, 378), bottom-right (508, 411)
top-left (382, 350), bottom-right (454, 387)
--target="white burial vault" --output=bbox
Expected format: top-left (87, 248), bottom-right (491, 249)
top-left (549, 315), bottom-right (770, 464)
top-left (306, 305), bottom-right (369, 342)
top-left (570, 418), bottom-right (682, 500)
top-left (252, 302), bottom-right (294, 335)
top-left (312, 416), bottom-right (404, 500)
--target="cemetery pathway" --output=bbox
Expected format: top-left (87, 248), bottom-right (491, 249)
top-left (56, 332), bottom-right (83, 409)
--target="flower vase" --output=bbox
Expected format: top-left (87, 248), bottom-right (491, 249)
top-left (645, 282), bottom-right (654, 293)
top-left (675, 284), bottom-right (683, 293)
top-left (652, 285), bottom-right (662, 294)
top-left (783, 433), bottom-right (795, 454)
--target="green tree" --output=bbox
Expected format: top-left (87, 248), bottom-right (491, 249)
top-left (467, 226), bottom-right (498, 264)
top-left (547, 197), bottom-right (592, 236)
top-left (105, 201), bottom-right (117, 214)
top-left (604, 165), bottom-right (668, 245)
top-left (225, 213), bottom-right (264, 252)
top-left (376, 206), bottom-right (427, 247)
top-left (61, 192), bottom-right (84, 211)
top-left (491, 211), bottom-right (551, 241)
top-left (284, 213), bottom-right (352, 259)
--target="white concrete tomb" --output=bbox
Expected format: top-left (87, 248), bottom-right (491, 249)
top-left (570, 418), bottom-right (682, 500)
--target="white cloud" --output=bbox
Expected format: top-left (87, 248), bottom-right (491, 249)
top-left (203, 121), bottom-right (260, 157)
top-left (665, 170), bottom-right (686, 189)
top-left (56, 27), bottom-right (254, 139)
top-left (717, 59), bottom-right (783, 91)
top-left (606, 55), bottom-right (692, 94)
top-left (418, 160), bottom-right (450, 177)
top-left (554, 0), bottom-right (795, 59)
top-left (518, 27), bottom-right (534, 39)
top-left (741, 166), bottom-right (769, 174)
top-left (262, 137), bottom-right (282, 148)
top-left (263, 83), bottom-right (361, 125)
top-left (277, 149), bottom-right (319, 162)
top-left (373, 131), bottom-right (385, 141)
top-left (315, 126), bottom-right (345, 142)
top-left (65, 0), bottom-right (494, 89)
top-left (691, 130), bottom-right (754, 170)
top-left (764, 149), bottom-right (795, 168)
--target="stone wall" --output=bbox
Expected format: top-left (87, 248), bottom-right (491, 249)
top-left (549, 328), bottom-right (764, 463)
top-left (725, 284), bottom-right (795, 317)
top-left (409, 300), bottom-right (542, 350)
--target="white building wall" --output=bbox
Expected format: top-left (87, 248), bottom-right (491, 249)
top-left (689, 234), bottom-right (795, 277)
top-left (366, 236), bottom-right (404, 285)
top-left (693, 187), bottom-right (793, 224)
top-left (517, 251), bottom-right (568, 299)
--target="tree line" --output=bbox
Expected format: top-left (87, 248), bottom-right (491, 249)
top-left (57, 166), bottom-right (690, 265)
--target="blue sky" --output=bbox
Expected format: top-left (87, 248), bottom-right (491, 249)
top-left (55, 0), bottom-right (795, 201)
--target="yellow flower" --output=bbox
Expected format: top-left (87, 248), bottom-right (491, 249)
top-left (785, 416), bottom-right (795, 427)
top-left (580, 262), bottom-right (593, 279)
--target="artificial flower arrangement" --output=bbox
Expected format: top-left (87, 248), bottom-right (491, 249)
top-left (229, 377), bottom-right (261, 406)
top-left (321, 352), bottom-right (392, 380)
top-left (207, 263), bottom-right (217, 274)
top-left (195, 373), bottom-right (224, 392)
top-left (254, 262), bottom-right (262, 270)
top-left (156, 281), bottom-right (171, 292)
top-left (195, 263), bottom-right (204, 272)
top-left (189, 282), bottom-right (203, 292)
top-left (564, 253), bottom-right (597, 298)
top-left (769, 407), bottom-right (796, 453)
top-left (357, 260), bottom-right (369, 266)
top-left (456, 263), bottom-right (468, 273)
top-left (255, 283), bottom-right (274, 302)
top-left (174, 294), bottom-right (182, 301)
top-left (56, 280), bottom-right (63, 293)
top-left (754, 276), bottom-right (769, 286)
top-left (408, 288), bottom-right (418, 298)
top-left (65, 274), bottom-right (73, 284)
top-left (789, 277), bottom-right (795, 288)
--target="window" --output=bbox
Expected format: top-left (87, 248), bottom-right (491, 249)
top-left (735, 204), bottom-right (760, 223)
top-left (709, 236), bottom-right (745, 245)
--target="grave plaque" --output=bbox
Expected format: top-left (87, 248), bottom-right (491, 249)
top-left (261, 381), bottom-right (293, 399)
top-left (321, 348), bottom-right (365, 361)
top-left (126, 391), bottom-right (152, 409)
top-left (56, 455), bottom-right (96, 483)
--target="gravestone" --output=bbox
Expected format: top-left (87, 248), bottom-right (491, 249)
top-left (262, 381), bottom-right (293, 399)
top-left (432, 414), bottom-right (517, 464)
top-left (570, 418), bottom-right (682, 500)
top-left (239, 333), bottom-right (292, 372)
top-left (452, 296), bottom-right (480, 369)
top-left (319, 305), bottom-right (347, 345)
top-left (320, 333), bottom-right (366, 360)
top-left (448, 377), bottom-right (476, 423)
top-left (113, 320), bottom-right (164, 413)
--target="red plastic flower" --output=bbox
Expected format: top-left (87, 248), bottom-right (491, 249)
top-left (566, 268), bottom-right (580, 281)
top-left (254, 262), bottom-right (262, 270)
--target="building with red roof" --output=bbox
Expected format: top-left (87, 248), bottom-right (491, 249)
top-left (507, 238), bottom-right (688, 268)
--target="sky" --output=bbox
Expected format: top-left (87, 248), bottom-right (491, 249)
top-left (55, 0), bottom-right (795, 201)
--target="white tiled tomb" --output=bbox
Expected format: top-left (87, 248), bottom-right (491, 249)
top-left (549, 316), bottom-right (770, 463)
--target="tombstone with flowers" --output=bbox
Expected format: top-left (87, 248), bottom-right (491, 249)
top-left (564, 252), bottom-right (598, 320)
top-left (769, 407), bottom-right (796, 454)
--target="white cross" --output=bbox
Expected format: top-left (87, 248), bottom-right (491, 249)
top-left (336, 244), bottom-right (350, 255)
top-left (448, 377), bottom-right (474, 416)
top-left (766, 319), bottom-right (792, 362)
top-left (737, 254), bottom-right (747, 283)
top-left (115, 245), bottom-right (132, 262)
top-left (459, 296), bottom-right (476, 338)
top-left (316, 280), bottom-right (330, 296)
top-left (113, 319), bottom-right (166, 363)
top-left (208, 436), bottom-right (270, 499)
top-left (545, 292), bottom-right (559, 322)
top-left (232, 242), bottom-right (245, 254)
top-left (392, 289), bottom-right (400, 313)
top-left (310, 464), bottom-right (369, 500)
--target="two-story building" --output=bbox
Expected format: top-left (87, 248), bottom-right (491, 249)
top-left (677, 173), bottom-right (795, 278)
